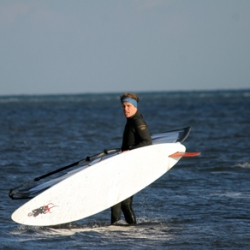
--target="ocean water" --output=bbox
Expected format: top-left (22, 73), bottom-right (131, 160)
top-left (0, 90), bottom-right (250, 249)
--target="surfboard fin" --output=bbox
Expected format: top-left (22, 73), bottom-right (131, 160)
top-left (169, 152), bottom-right (200, 158)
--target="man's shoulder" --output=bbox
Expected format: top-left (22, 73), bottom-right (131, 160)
top-left (132, 112), bottom-right (145, 123)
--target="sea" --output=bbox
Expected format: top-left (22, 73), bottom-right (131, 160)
top-left (0, 90), bottom-right (250, 250)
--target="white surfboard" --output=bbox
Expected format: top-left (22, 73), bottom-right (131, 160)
top-left (11, 142), bottom-right (186, 226)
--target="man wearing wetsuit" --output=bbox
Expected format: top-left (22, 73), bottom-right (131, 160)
top-left (111, 93), bottom-right (152, 225)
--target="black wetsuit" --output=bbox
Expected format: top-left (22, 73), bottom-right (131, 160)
top-left (111, 110), bottom-right (152, 225)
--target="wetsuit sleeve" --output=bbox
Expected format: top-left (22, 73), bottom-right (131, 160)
top-left (129, 119), bottom-right (152, 150)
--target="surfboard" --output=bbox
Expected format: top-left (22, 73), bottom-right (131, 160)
top-left (11, 142), bottom-right (186, 226)
top-left (10, 127), bottom-right (200, 226)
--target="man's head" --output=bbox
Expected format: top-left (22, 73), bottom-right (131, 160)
top-left (120, 93), bottom-right (139, 118)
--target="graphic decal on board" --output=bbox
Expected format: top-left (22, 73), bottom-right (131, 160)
top-left (28, 203), bottom-right (57, 218)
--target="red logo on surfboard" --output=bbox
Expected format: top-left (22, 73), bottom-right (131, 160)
top-left (28, 203), bottom-right (57, 217)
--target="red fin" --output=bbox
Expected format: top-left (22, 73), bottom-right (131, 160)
top-left (169, 152), bottom-right (201, 157)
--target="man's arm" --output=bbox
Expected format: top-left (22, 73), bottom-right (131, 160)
top-left (129, 120), bottom-right (152, 149)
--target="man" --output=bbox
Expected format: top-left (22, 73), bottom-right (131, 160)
top-left (111, 93), bottom-right (152, 225)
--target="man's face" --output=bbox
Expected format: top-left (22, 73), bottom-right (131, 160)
top-left (122, 102), bottom-right (137, 118)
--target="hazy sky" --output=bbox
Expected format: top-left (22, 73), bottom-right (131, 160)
top-left (1, 0), bottom-right (249, 95)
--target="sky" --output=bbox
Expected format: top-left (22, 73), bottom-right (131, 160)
top-left (0, 0), bottom-right (250, 95)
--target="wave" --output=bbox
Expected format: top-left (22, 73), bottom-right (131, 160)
top-left (234, 162), bottom-right (250, 169)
